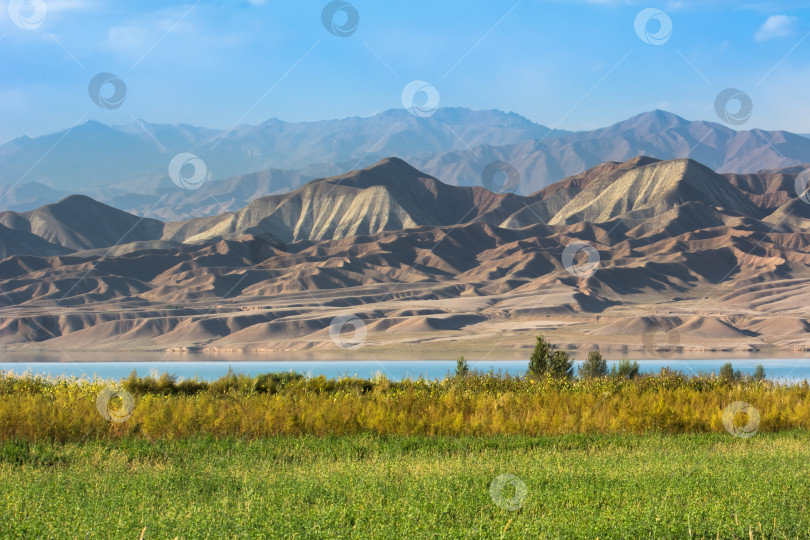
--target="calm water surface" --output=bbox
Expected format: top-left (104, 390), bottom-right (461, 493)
top-left (2, 352), bottom-right (810, 381)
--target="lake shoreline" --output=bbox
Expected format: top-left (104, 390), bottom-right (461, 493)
top-left (2, 349), bottom-right (809, 362)
top-left (3, 357), bottom-right (810, 382)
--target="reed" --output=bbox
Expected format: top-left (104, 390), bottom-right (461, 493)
top-left (0, 369), bottom-right (806, 441)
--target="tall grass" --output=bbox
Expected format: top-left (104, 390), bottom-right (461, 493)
top-left (1, 368), bottom-right (808, 441)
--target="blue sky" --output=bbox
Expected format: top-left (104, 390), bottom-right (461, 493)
top-left (2, 0), bottom-right (810, 143)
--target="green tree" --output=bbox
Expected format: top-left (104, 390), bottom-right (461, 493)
top-left (528, 335), bottom-right (574, 379)
top-left (579, 351), bottom-right (608, 379)
top-left (611, 359), bottom-right (640, 379)
top-left (528, 335), bottom-right (551, 377)
top-left (719, 362), bottom-right (742, 382)
top-left (455, 356), bottom-right (470, 377)
top-left (549, 349), bottom-right (574, 380)
top-left (753, 364), bottom-right (766, 381)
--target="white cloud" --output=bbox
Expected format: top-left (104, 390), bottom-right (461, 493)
top-left (755, 15), bottom-right (798, 41)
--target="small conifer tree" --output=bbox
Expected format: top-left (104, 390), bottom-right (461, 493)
top-left (579, 351), bottom-right (608, 379)
top-left (455, 356), bottom-right (470, 377)
top-left (528, 335), bottom-right (551, 377)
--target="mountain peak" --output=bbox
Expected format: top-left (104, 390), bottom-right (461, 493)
top-left (33, 194), bottom-right (129, 216)
top-left (76, 119), bottom-right (114, 131)
top-left (317, 157), bottom-right (436, 191)
top-left (620, 109), bottom-right (690, 130)
top-left (549, 157), bottom-right (761, 225)
top-left (54, 193), bottom-right (102, 206)
top-left (0, 194), bottom-right (165, 251)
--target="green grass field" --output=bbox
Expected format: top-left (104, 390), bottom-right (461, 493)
top-left (4, 432), bottom-right (810, 539)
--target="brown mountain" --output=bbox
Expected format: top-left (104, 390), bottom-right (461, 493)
top-left (547, 158), bottom-right (762, 225)
top-left (2, 156), bottom-right (810, 355)
top-left (162, 157), bottom-right (538, 245)
top-left (0, 223), bottom-right (71, 258)
top-left (0, 195), bottom-right (163, 251)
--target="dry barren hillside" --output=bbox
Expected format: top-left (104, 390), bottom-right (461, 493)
top-left (1, 156), bottom-right (810, 357)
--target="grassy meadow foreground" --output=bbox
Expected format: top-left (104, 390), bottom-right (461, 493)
top-left (3, 365), bottom-right (810, 538)
top-left (3, 433), bottom-right (810, 538)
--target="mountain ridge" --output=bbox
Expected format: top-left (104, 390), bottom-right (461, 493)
top-left (4, 109), bottom-right (810, 221)
top-left (2, 154), bottom-right (805, 255)
top-left (0, 107), bottom-right (560, 191)
top-left (2, 155), bottom-right (810, 354)
top-left (0, 194), bottom-right (164, 251)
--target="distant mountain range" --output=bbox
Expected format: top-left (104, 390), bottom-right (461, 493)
top-left (0, 108), bottom-right (562, 213)
top-left (3, 109), bottom-right (810, 220)
top-left (414, 109), bottom-right (810, 194)
top-left (2, 156), bottom-right (810, 354)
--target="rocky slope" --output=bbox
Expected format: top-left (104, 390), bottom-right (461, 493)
top-left (1, 156), bottom-right (810, 355)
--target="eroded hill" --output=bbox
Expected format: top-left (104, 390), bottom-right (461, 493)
top-left (1, 156), bottom-right (810, 356)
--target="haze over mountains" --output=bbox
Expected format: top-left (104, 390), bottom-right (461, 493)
top-left (0, 108), bottom-right (561, 215)
top-left (4, 109), bottom-right (810, 221)
top-left (2, 155), bottom-right (810, 355)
